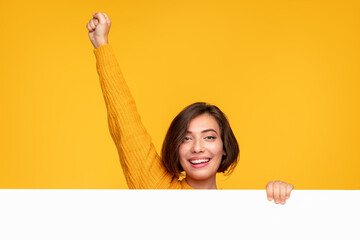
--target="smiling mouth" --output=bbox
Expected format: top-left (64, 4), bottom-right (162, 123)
top-left (189, 158), bottom-right (210, 164)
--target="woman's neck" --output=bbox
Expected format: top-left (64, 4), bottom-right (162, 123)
top-left (185, 176), bottom-right (217, 189)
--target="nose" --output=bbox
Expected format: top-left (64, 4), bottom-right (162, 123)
top-left (191, 139), bottom-right (204, 153)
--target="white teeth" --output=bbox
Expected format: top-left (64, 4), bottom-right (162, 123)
top-left (190, 159), bottom-right (210, 164)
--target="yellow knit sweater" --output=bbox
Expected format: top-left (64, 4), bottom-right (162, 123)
top-left (94, 44), bottom-right (193, 189)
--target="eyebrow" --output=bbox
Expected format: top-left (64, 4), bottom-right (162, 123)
top-left (186, 129), bottom-right (218, 135)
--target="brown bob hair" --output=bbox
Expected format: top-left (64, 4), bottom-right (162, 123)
top-left (161, 102), bottom-right (239, 179)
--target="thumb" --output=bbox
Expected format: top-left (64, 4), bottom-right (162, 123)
top-left (93, 12), bottom-right (107, 24)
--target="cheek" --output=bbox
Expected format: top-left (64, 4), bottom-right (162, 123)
top-left (178, 144), bottom-right (188, 161)
top-left (209, 142), bottom-right (224, 157)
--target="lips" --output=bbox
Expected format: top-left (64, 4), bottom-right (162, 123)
top-left (188, 157), bottom-right (211, 168)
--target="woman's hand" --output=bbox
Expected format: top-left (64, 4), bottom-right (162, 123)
top-left (266, 180), bottom-right (294, 205)
top-left (86, 12), bottom-right (112, 49)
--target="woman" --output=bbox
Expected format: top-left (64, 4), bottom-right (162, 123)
top-left (86, 12), bottom-right (294, 204)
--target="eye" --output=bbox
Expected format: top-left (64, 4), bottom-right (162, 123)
top-left (183, 136), bottom-right (192, 142)
top-left (204, 136), bottom-right (216, 140)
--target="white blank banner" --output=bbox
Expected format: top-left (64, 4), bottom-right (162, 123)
top-left (0, 190), bottom-right (359, 240)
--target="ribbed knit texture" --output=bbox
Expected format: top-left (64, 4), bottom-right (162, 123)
top-left (93, 44), bottom-right (193, 189)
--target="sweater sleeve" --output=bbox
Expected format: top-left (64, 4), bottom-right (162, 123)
top-left (93, 44), bottom-right (174, 189)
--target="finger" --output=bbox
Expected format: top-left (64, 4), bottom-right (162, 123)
top-left (90, 19), bottom-right (96, 29)
top-left (266, 181), bottom-right (274, 201)
top-left (93, 12), bottom-right (107, 24)
top-left (286, 184), bottom-right (294, 199)
top-left (90, 18), bottom-right (99, 25)
top-left (280, 182), bottom-right (286, 204)
top-left (87, 23), bottom-right (93, 32)
top-left (274, 180), bottom-right (280, 204)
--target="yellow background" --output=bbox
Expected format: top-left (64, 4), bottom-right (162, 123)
top-left (0, 0), bottom-right (359, 189)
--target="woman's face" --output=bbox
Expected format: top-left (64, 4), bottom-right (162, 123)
top-left (179, 114), bottom-right (225, 183)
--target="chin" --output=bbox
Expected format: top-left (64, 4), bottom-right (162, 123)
top-left (185, 170), bottom-right (217, 181)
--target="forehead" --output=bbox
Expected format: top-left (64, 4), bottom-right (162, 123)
top-left (187, 114), bottom-right (220, 132)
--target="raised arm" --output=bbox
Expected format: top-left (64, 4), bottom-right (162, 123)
top-left (87, 12), bottom-right (173, 189)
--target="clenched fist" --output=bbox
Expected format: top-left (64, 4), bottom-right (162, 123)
top-left (86, 12), bottom-right (112, 49)
top-left (266, 180), bottom-right (294, 205)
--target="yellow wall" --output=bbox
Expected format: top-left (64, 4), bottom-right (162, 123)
top-left (0, 0), bottom-right (359, 189)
